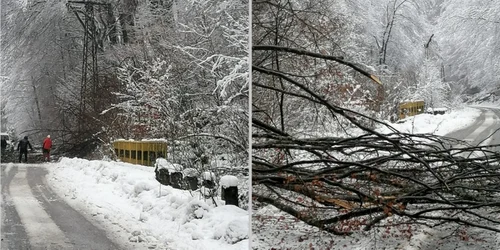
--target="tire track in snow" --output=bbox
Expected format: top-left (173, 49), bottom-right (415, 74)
top-left (27, 166), bottom-right (122, 250)
top-left (445, 109), bottom-right (486, 143)
top-left (8, 166), bottom-right (72, 249)
top-left (444, 108), bottom-right (500, 157)
top-left (1, 164), bottom-right (30, 250)
top-left (462, 109), bottom-right (498, 146)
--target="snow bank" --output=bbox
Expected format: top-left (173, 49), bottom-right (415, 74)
top-left (46, 157), bottom-right (249, 250)
top-left (379, 107), bottom-right (481, 136)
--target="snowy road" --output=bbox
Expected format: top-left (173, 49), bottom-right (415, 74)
top-left (445, 106), bottom-right (500, 151)
top-left (1, 164), bottom-right (124, 250)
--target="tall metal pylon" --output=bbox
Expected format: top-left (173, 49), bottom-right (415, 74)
top-left (67, 1), bottom-right (110, 120)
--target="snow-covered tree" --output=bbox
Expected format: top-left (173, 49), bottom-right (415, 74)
top-left (436, 0), bottom-right (500, 101)
top-left (110, 0), bottom-right (249, 169)
top-left (1, 0), bottom-right (248, 163)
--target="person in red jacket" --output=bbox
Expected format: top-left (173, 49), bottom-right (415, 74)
top-left (42, 135), bottom-right (52, 162)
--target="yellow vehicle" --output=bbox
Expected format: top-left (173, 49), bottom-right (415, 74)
top-left (113, 140), bottom-right (167, 166)
top-left (398, 100), bottom-right (425, 119)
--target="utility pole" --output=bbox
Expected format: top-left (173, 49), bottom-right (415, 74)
top-left (424, 34), bottom-right (435, 109)
top-left (31, 76), bottom-right (43, 124)
top-left (67, 1), bottom-right (110, 130)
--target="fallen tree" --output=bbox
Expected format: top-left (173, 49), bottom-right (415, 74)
top-left (252, 45), bottom-right (500, 235)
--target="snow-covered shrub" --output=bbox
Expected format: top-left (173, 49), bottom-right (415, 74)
top-left (186, 200), bottom-right (210, 221)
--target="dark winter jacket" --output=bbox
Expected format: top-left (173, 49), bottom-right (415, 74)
top-left (17, 138), bottom-right (33, 152)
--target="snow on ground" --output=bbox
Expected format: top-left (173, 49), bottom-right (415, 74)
top-left (253, 203), bottom-right (500, 250)
top-left (45, 158), bottom-right (249, 250)
top-left (378, 107), bottom-right (481, 136)
top-left (471, 103), bottom-right (500, 110)
top-left (253, 106), bottom-right (500, 249)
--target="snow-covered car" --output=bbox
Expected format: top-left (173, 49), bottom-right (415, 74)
top-left (427, 107), bottom-right (448, 115)
top-left (1, 132), bottom-right (13, 151)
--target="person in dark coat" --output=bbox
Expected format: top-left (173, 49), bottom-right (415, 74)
top-left (17, 136), bottom-right (33, 163)
top-left (1, 138), bottom-right (7, 158)
top-left (1, 138), bottom-right (7, 151)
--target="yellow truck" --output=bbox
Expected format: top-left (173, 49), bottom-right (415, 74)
top-left (113, 139), bottom-right (167, 166)
top-left (398, 100), bottom-right (425, 119)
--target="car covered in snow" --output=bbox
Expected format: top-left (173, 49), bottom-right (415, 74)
top-left (1, 132), bottom-right (13, 150)
top-left (427, 107), bottom-right (448, 115)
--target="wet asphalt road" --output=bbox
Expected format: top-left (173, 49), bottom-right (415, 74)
top-left (1, 164), bottom-right (122, 250)
top-left (445, 106), bottom-right (500, 152)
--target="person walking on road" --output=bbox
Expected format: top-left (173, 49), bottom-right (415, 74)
top-left (1, 137), bottom-right (7, 162)
top-left (42, 135), bottom-right (52, 162)
top-left (17, 136), bottom-right (33, 163)
top-left (1, 138), bottom-right (7, 154)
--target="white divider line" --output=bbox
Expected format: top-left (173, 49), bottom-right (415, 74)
top-left (9, 168), bottom-right (71, 248)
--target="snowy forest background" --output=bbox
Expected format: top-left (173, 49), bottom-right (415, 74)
top-left (253, 0), bottom-right (500, 123)
top-left (0, 0), bottom-right (249, 169)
